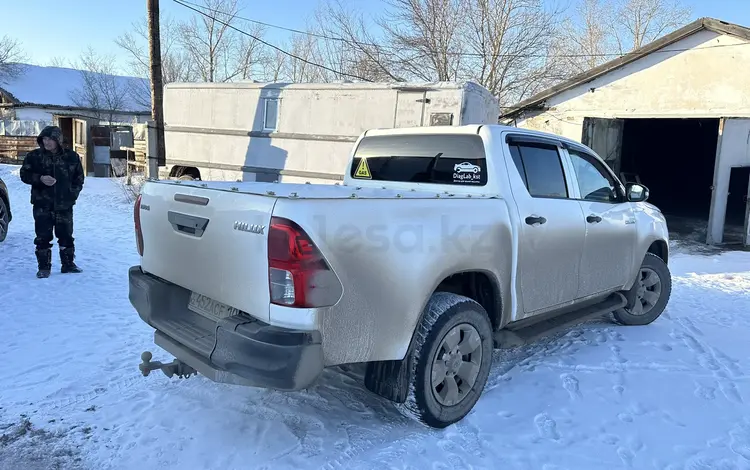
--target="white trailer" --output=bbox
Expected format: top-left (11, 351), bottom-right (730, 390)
top-left (160, 81), bottom-right (499, 184)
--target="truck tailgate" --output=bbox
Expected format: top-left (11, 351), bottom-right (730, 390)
top-left (138, 182), bottom-right (275, 322)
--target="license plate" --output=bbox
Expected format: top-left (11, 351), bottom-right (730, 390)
top-left (187, 292), bottom-right (240, 321)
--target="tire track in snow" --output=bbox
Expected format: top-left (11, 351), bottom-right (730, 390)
top-left (4, 375), bottom-right (147, 415)
top-left (314, 264), bottom-right (750, 468)
top-left (321, 328), bottom-right (596, 469)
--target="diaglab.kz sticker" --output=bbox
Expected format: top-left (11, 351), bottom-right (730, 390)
top-left (452, 161), bottom-right (482, 183)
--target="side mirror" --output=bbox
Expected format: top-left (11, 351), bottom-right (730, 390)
top-left (626, 183), bottom-right (649, 202)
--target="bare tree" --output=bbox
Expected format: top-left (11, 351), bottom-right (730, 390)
top-left (557, 0), bottom-right (692, 75)
top-left (255, 11), bottom-right (372, 84)
top-left (608, 0), bottom-right (692, 52)
top-left (221, 21), bottom-right (267, 81)
top-left (178, 0), bottom-right (237, 82)
top-left (282, 35), bottom-right (317, 82)
top-left (117, 14), bottom-right (197, 82)
top-left (69, 47), bottom-right (132, 124)
top-left (461, 0), bottom-right (563, 102)
top-left (312, 0), bottom-right (563, 104)
top-left (283, 32), bottom-right (335, 82)
top-left (176, 0), bottom-right (266, 82)
top-left (379, 0), bottom-right (465, 81)
top-left (0, 35), bottom-right (25, 84)
top-left (47, 57), bottom-right (71, 68)
top-left (116, 0), bottom-right (267, 88)
top-left (261, 48), bottom-right (288, 82)
top-left (312, 0), bottom-right (406, 82)
top-left (554, 0), bottom-right (610, 74)
top-left (116, 14), bottom-right (197, 108)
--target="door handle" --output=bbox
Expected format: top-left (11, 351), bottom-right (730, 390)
top-left (586, 215), bottom-right (602, 224)
top-left (525, 215), bottom-right (547, 226)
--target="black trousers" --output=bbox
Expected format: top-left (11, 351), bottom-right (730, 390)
top-left (33, 206), bottom-right (74, 251)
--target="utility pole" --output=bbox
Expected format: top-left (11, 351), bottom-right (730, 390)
top-left (147, 0), bottom-right (165, 178)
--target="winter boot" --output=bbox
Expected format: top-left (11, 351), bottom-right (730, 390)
top-left (35, 249), bottom-right (52, 279)
top-left (60, 247), bottom-right (82, 274)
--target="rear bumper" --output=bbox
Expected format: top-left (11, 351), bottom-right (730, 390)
top-left (128, 266), bottom-right (324, 391)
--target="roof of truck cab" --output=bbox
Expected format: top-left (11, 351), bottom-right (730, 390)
top-left (363, 125), bottom-right (487, 137)
top-left (363, 124), bottom-right (583, 146)
top-left (156, 180), bottom-right (500, 200)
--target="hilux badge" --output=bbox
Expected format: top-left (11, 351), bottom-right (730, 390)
top-left (233, 221), bottom-right (266, 234)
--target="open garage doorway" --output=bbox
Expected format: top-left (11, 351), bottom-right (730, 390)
top-left (584, 117), bottom-right (722, 243)
top-left (723, 167), bottom-right (750, 246)
top-left (619, 118), bottom-right (719, 219)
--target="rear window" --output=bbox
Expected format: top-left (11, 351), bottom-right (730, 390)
top-left (350, 134), bottom-right (488, 186)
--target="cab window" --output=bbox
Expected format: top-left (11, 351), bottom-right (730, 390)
top-left (568, 149), bottom-right (621, 203)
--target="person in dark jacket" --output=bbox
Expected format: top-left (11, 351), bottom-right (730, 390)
top-left (20, 126), bottom-right (84, 278)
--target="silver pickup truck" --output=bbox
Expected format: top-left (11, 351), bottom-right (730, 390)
top-left (129, 124), bottom-right (671, 428)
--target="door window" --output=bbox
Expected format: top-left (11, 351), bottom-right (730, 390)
top-left (509, 143), bottom-right (568, 198)
top-left (568, 149), bottom-right (621, 203)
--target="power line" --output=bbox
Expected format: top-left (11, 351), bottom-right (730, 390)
top-left (171, 0), bottom-right (374, 82)
top-left (174, 0), bottom-right (750, 59)
top-left (176, 0), bottom-right (385, 50)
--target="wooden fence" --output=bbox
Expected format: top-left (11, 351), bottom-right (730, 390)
top-left (0, 136), bottom-right (36, 164)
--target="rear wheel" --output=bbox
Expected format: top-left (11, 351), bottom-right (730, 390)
top-left (398, 292), bottom-right (494, 428)
top-left (613, 253), bottom-right (672, 326)
top-left (0, 196), bottom-right (9, 243)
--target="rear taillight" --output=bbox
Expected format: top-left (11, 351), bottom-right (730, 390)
top-left (134, 194), bottom-right (144, 256)
top-left (268, 217), bottom-right (331, 308)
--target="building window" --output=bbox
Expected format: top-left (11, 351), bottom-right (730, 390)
top-left (263, 98), bottom-right (278, 131)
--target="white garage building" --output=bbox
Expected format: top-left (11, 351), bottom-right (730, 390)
top-left (501, 17), bottom-right (750, 247)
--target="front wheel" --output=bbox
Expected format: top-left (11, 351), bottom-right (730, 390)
top-left (613, 253), bottom-right (672, 326)
top-left (398, 292), bottom-right (494, 428)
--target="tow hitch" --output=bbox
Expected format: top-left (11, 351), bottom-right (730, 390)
top-left (138, 351), bottom-right (197, 379)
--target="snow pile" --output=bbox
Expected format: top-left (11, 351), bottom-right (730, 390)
top-left (0, 413), bottom-right (85, 470)
top-left (1, 163), bottom-right (749, 469)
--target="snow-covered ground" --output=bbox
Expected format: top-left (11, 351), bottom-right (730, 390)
top-left (1, 162), bottom-right (749, 470)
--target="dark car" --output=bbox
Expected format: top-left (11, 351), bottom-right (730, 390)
top-left (0, 176), bottom-right (11, 242)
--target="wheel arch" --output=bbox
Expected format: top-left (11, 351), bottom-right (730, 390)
top-left (625, 238), bottom-right (669, 291)
top-left (364, 269), bottom-right (504, 404)
top-left (647, 239), bottom-right (668, 264)
top-left (426, 270), bottom-right (504, 331)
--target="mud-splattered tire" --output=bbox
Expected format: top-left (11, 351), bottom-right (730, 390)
top-left (398, 292), bottom-right (494, 428)
top-left (613, 253), bottom-right (672, 326)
